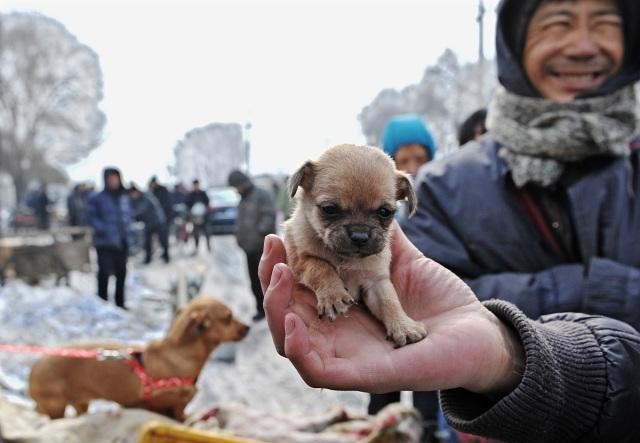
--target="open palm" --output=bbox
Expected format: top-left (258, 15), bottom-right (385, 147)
top-left (259, 224), bottom-right (522, 396)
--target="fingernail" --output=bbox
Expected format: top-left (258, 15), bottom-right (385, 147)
top-left (263, 236), bottom-right (273, 256)
top-left (285, 315), bottom-right (296, 335)
top-left (270, 264), bottom-right (283, 287)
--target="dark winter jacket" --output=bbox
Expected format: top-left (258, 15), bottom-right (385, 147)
top-left (235, 184), bottom-right (276, 253)
top-left (186, 190), bottom-right (210, 210)
top-left (86, 169), bottom-right (134, 250)
top-left (402, 142), bottom-right (640, 330)
top-left (152, 184), bottom-right (173, 222)
top-left (131, 192), bottom-right (166, 231)
top-left (67, 185), bottom-right (88, 227)
top-left (440, 300), bottom-right (640, 442)
top-left (404, 1), bottom-right (640, 440)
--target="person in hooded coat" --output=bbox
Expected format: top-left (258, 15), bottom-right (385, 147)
top-left (228, 170), bottom-right (276, 321)
top-left (86, 167), bottom-right (134, 309)
top-left (129, 185), bottom-right (169, 264)
top-left (259, 1), bottom-right (640, 442)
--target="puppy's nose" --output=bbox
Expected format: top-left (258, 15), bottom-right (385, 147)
top-left (349, 229), bottom-right (370, 246)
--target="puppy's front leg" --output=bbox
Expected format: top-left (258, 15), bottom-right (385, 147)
top-left (296, 257), bottom-right (355, 320)
top-left (363, 279), bottom-right (427, 347)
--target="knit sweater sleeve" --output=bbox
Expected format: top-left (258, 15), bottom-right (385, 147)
top-left (440, 300), bottom-right (640, 443)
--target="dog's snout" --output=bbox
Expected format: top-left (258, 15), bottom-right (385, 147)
top-left (348, 227), bottom-right (370, 246)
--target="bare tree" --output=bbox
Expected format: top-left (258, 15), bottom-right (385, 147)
top-left (0, 12), bottom-right (105, 203)
top-left (359, 49), bottom-right (496, 156)
top-left (172, 123), bottom-right (245, 189)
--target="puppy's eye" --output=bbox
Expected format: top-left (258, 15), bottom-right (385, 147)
top-left (320, 204), bottom-right (342, 217)
top-left (377, 207), bottom-right (394, 219)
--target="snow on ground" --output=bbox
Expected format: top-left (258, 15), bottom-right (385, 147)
top-left (0, 235), bottom-right (368, 418)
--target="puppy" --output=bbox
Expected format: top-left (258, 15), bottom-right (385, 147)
top-left (29, 296), bottom-right (249, 421)
top-left (284, 144), bottom-right (427, 346)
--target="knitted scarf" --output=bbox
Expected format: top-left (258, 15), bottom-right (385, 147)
top-left (486, 85), bottom-right (639, 187)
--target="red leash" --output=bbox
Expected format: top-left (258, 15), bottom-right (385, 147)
top-left (0, 343), bottom-right (195, 407)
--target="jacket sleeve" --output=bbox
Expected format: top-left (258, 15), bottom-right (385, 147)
top-left (257, 190), bottom-right (276, 236)
top-left (85, 196), bottom-right (105, 234)
top-left (440, 300), bottom-right (640, 443)
top-left (401, 178), bottom-right (586, 320)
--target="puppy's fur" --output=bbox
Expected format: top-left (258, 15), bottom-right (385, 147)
top-left (28, 296), bottom-right (249, 421)
top-left (284, 144), bottom-right (427, 346)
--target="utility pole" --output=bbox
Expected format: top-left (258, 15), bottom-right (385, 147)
top-left (476, 0), bottom-right (486, 105)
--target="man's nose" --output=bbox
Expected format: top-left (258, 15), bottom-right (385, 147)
top-left (564, 27), bottom-right (600, 60)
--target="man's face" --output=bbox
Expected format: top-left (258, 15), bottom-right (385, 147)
top-left (523, 0), bottom-right (624, 102)
top-left (106, 174), bottom-right (121, 190)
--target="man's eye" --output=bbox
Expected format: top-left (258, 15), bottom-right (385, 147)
top-left (320, 205), bottom-right (341, 216)
top-left (377, 207), bottom-right (394, 219)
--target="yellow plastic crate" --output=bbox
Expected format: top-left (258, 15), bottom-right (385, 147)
top-left (138, 421), bottom-right (264, 443)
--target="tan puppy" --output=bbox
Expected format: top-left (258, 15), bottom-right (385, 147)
top-left (29, 296), bottom-right (249, 421)
top-left (284, 144), bottom-right (427, 346)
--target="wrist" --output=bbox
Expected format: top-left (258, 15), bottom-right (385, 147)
top-left (467, 310), bottom-right (524, 397)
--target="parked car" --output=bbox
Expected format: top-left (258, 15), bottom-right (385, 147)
top-left (206, 187), bottom-right (239, 235)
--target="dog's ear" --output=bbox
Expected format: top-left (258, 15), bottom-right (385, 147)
top-left (396, 172), bottom-right (417, 215)
top-left (288, 161), bottom-right (316, 198)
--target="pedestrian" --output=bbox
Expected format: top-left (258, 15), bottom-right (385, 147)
top-left (148, 176), bottom-right (172, 262)
top-left (228, 170), bottom-right (276, 321)
top-left (372, 114), bottom-right (439, 432)
top-left (29, 184), bottom-right (51, 231)
top-left (129, 184), bottom-right (169, 264)
top-left (401, 0), bottom-right (640, 334)
top-left (457, 108), bottom-right (487, 146)
top-left (67, 183), bottom-right (90, 227)
top-left (258, 225), bottom-right (640, 442)
top-left (381, 114), bottom-right (437, 177)
top-left (186, 179), bottom-right (211, 253)
top-left (86, 167), bottom-right (133, 309)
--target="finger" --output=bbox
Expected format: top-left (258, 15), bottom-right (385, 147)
top-left (259, 235), bottom-right (287, 295)
top-left (264, 263), bottom-right (295, 355)
top-left (283, 312), bottom-right (326, 388)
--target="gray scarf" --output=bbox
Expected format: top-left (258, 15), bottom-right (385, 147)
top-left (486, 85), bottom-right (639, 187)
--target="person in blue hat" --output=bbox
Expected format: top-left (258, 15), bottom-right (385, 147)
top-left (381, 114), bottom-right (437, 177)
top-left (376, 113), bottom-right (439, 438)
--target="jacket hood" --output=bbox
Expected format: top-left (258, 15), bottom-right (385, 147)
top-left (496, 0), bottom-right (640, 98)
top-left (103, 167), bottom-right (125, 192)
top-left (227, 170), bottom-right (253, 189)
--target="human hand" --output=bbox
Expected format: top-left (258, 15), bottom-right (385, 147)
top-left (258, 224), bottom-right (524, 396)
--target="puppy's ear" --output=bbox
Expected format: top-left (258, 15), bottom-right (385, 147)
top-left (288, 161), bottom-right (316, 198)
top-left (396, 172), bottom-right (417, 215)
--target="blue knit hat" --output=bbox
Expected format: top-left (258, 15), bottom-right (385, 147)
top-left (381, 114), bottom-right (436, 161)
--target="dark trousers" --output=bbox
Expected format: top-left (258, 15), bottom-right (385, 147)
top-left (144, 225), bottom-right (169, 263)
top-left (245, 249), bottom-right (265, 315)
top-left (369, 391), bottom-right (439, 421)
top-left (96, 246), bottom-right (128, 308)
top-left (193, 222), bottom-right (210, 251)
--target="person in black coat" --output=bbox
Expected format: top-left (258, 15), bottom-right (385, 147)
top-left (186, 179), bottom-right (210, 253)
top-left (129, 185), bottom-right (169, 264)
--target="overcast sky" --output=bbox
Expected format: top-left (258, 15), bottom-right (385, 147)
top-left (3, 0), bottom-right (499, 187)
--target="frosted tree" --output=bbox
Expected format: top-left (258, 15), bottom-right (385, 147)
top-left (0, 12), bottom-right (106, 203)
top-left (172, 123), bottom-right (246, 189)
top-left (359, 49), bottom-right (497, 156)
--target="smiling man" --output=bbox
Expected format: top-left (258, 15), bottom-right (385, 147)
top-left (402, 0), bottom-right (640, 331)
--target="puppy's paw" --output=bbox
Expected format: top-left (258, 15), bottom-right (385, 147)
top-left (317, 290), bottom-right (355, 321)
top-left (386, 317), bottom-right (427, 347)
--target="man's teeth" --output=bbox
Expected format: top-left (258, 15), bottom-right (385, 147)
top-left (558, 73), bottom-right (597, 81)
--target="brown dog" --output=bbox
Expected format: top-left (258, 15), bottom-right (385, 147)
top-left (284, 144), bottom-right (427, 347)
top-left (28, 296), bottom-right (249, 421)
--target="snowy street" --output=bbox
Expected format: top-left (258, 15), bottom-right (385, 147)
top-left (0, 235), bottom-right (368, 436)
